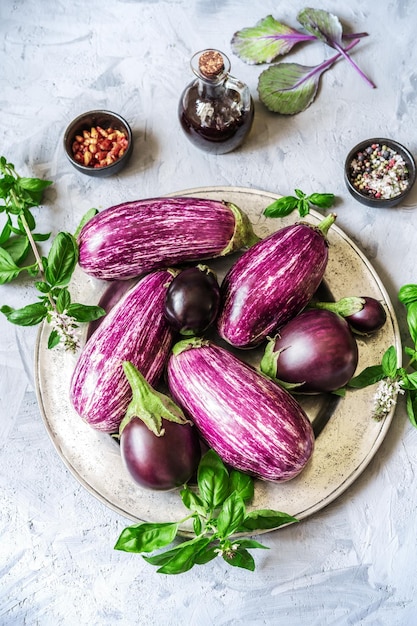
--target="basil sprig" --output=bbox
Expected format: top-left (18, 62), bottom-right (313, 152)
top-left (0, 157), bottom-right (104, 350)
top-left (348, 284), bottom-right (417, 426)
top-left (114, 449), bottom-right (297, 574)
top-left (264, 188), bottom-right (335, 218)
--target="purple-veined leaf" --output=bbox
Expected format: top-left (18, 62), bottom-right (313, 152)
top-left (231, 15), bottom-right (315, 65)
top-left (297, 8), bottom-right (375, 88)
top-left (258, 62), bottom-right (322, 114)
top-left (258, 38), bottom-right (360, 115)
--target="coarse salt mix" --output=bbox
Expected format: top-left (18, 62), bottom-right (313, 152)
top-left (348, 142), bottom-right (409, 200)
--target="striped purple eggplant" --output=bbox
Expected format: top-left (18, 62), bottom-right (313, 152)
top-left (86, 277), bottom-right (139, 340)
top-left (217, 214), bottom-right (336, 348)
top-left (77, 197), bottom-right (259, 280)
top-left (167, 338), bottom-right (314, 482)
top-left (70, 269), bottom-right (177, 433)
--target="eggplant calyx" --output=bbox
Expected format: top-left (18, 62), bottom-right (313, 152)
top-left (119, 361), bottom-right (190, 438)
top-left (260, 338), bottom-right (305, 391)
top-left (172, 336), bottom-right (209, 356)
top-left (221, 202), bottom-right (260, 255)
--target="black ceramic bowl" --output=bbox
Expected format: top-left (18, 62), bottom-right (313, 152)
top-left (63, 110), bottom-right (133, 177)
top-left (344, 138), bottom-right (416, 208)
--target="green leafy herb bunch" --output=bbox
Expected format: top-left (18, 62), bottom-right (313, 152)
top-left (115, 449), bottom-right (297, 574)
top-left (0, 157), bottom-right (104, 350)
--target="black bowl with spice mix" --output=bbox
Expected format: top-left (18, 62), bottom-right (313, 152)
top-left (344, 138), bottom-right (416, 208)
top-left (63, 110), bottom-right (133, 177)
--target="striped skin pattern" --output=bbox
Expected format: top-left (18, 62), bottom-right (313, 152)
top-left (167, 342), bottom-right (315, 482)
top-left (78, 197), bottom-right (249, 280)
top-left (70, 270), bottom-right (176, 433)
top-left (217, 223), bottom-right (329, 348)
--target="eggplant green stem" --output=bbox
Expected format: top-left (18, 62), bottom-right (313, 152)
top-left (119, 361), bottom-right (190, 437)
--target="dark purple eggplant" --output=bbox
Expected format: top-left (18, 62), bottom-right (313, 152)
top-left (167, 338), bottom-right (314, 482)
top-left (345, 297), bottom-right (387, 334)
top-left (119, 362), bottom-right (201, 491)
top-left (70, 269), bottom-right (177, 433)
top-left (77, 197), bottom-right (259, 280)
top-left (217, 214), bottom-right (336, 348)
top-left (164, 264), bottom-right (220, 335)
top-left (261, 309), bottom-right (358, 393)
top-left (311, 296), bottom-right (387, 335)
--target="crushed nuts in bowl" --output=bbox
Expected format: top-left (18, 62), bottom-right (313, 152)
top-left (63, 110), bottom-right (133, 177)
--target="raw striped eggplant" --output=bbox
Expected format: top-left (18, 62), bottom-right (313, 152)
top-left (217, 214), bottom-right (336, 348)
top-left (86, 277), bottom-right (139, 340)
top-left (77, 197), bottom-right (259, 280)
top-left (70, 269), bottom-right (177, 433)
top-left (167, 338), bottom-right (315, 482)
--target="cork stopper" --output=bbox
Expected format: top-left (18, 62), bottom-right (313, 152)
top-left (198, 50), bottom-right (225, 79)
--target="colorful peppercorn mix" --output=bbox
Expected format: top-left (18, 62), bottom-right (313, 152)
top-left (348, 143), bottom-right (409, 200)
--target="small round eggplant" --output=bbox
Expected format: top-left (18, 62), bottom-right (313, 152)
top-left (120, 417), bottom-right (201, 491)
top-left (345, 296), bottom-right (387, 335)
top-left (164, 265), bottom-right (220, 335)
top-left (119, 361), bottom-right (201, 491)
top-left (261, 309), bottom-right (358, 393)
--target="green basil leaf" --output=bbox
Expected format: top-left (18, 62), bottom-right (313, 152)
top-left (407, 302), bottom-right (417, 346)
top-left (234, 538), bottom-right (269, 551)
top-left (193, 544), bottom-right (219, 565)
top-left (45, 232), bottom-right (78, 288)
top-left (398, 284), bottom-right (417, 307)
top-left (216, 492), bottom-right (246, 538)
top-left (18, 177), bottom-right (52, 193)
top-left (74, 208), bottom-right (98, 238)
top-left (240, 509), bottom-right (298, 532)
top-left (66, 303), bottom-right (105, 323)
top-left (403, 371), bottom-right (417, 390)
top-left (197, 449), bottom-right (230, 510)
top-left (229, 470), bottom-right (254, 503)
top-left (32, 231), bottom-right (51, 242)
top-left (0, 219), bottom-right (11, 244)
top-left (193, 515), bottom-right (203, 536)
top-left (223, 547), bottom-right (255, 571)
top-left (114, 521), bottom-right (178, 554)
top-left (308, 192), bottom-right (335, 208)
top-left (263, 196), bottom-right (299, 218)
top-left (298, 198), bottom-right (310, 217)
top-left (405, 346), bottom-right (417, 361)
top-left (19, 209), bottom-right (36, 231)
top-left (47, 329), bottom-right (61, 349)
top-left (2, 235), bottom-right (30, 264)
top-left (406, 391), bottom-right (417, 428)
top-left (180, 485), bottom-right (207, 517)
top-left (0, 247), bottom-right (24, 283)
top-left (143, 536), bottom-right (212, 574)
top-left (348, 364), bottom-right (386, 388)
top-left (56, 288), bottom-right (71, 313)
top-left (0, 302), bottom-right (48, 326)
top-left (381, 346), bottom-right (399, 378)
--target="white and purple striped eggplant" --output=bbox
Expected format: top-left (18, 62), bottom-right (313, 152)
top-left (217, 214), bottom-right (336, 348)
top-left (167, 338), bottom-right (314, 482)
top-left (77, 197), bottom-right (259, 280)
top-left (70, 269), bottom-right (177, 433)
